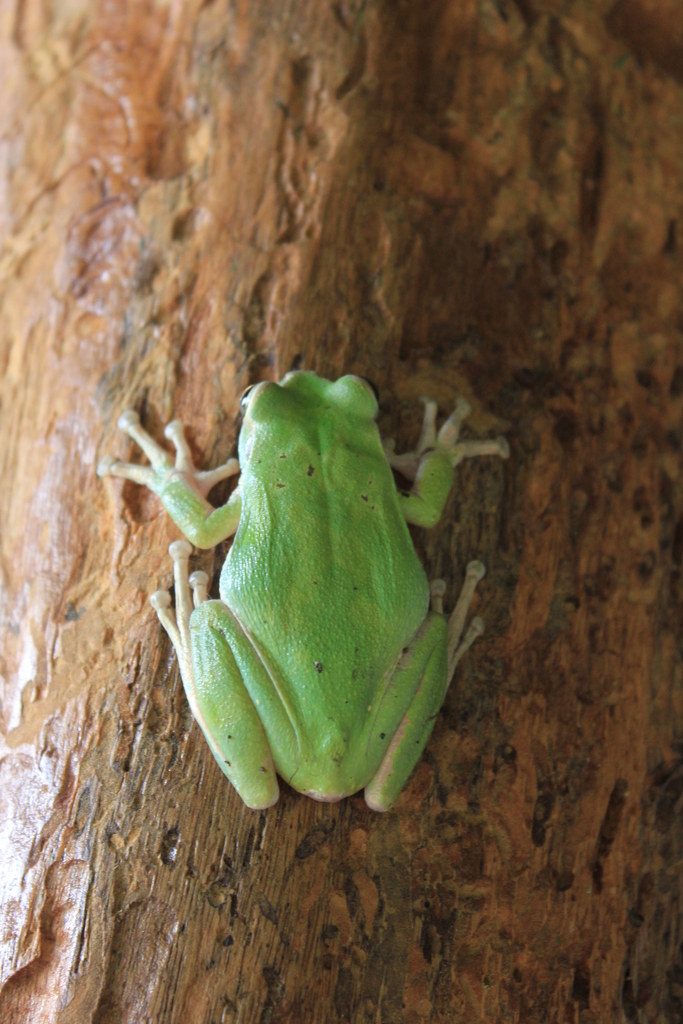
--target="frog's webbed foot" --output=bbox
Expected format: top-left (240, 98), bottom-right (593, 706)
top-left (150, 540), bottom-right (209, 687)
top-left (382, 397), bottom-right (439, 481)
top-left (383, 396), bottom-right (509, 481)
top-left (163, 420), bottom-right (240, 497)
top-left (97, 410), bottom-right (239, 498)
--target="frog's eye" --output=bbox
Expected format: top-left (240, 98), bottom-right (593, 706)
top-left (240, 385), bottom-right (255, 410)
top-left (360, 377), bottom-right (380, 404)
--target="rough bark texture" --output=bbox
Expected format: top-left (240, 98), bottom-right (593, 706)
top-left (1, 1), bottom-right (682, 1022)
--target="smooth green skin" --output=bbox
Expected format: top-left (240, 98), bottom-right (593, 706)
top-left (146, 373), bottom-right (457, 809)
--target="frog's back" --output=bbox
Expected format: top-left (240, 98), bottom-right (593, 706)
top-left (220, 375), bottom-right (429, 787)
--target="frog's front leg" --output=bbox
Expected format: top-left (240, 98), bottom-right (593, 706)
top-left (151, 540), bottom-right (281, 810)
top-left (384, 397), bottom-right (509, 528)
top-left (364, 560), bottom-right (485, 812)
top-left (97, 411), bottom-right (241, 547)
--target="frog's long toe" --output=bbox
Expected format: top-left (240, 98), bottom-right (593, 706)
top-left (164, 418), bottom-right (240, 497)
top-left (168, 540), bottom-right (194, 644)
top-left (98, 408), bottom-right (173, 484)
top-left (195, 458), bottom-right (240, 496)
top-left (148, 540), bottom-right (196, 686)
top-left (96, 455), bottom-right (116, 477)
top-left (164, 420), bottom-right (194, 472)
top-left (447, 560), bottom-right (486, 682)
top-left (117, 409), bottom-right (172, 470)
top-left (454, 616), bottom-right (484, 662)
top-left (436, 396), bottom-right (471, 449)
top-left (151, 590), bottom-right (181, 649)
top-left (382, 398), bottom-right (439, 480)
top-left (416, 396), bottom-right (438, 452)
top-left (96, 453), bottom-right (156, 487)
top-left (189, 570), bottom-right (209, 608)
top-left (435, 397), bottom-right (509, 468)
top-left (450, 435), bottom-right (509, 468)
top-left (429, 579), bottom-right (447, 614)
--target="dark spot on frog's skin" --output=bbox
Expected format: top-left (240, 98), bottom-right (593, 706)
top-left (313, 580), bottom-right (318, 585)
top-left (225, 761), bottom-right (231, 767)
top-left (228, 735), bottom-right (232, 740)
top-left (399, 489), bottom-right (411, 498)
top-left (280, 453), bottom-right (287, 459)
top-left (361, 494), bottom-right (368, 501)
top-left (308, 465), bottom-right (315, 476)
top-left (314, 661), bottom-right (323, 673)
top-left (380, 733), bottom-right (385, 739)
top-left (260, 766), bottom-right (267, 773)
top-left (276, 482), bottom-right (285, 489)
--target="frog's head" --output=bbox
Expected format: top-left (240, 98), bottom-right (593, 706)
top-left (281, 371), bottom-right (378, 417)
top-left (238, 372), bottom-right (379, 466)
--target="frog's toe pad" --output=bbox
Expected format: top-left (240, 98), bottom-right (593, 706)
top-left (96, 455), bottom-right (116, 477)
top-left (150, 589), bottom-right (184, 655)
top-left (430, 578), bottom-right (447, 613)
top-left (189, 570), bottom-right (209, 607)
top-left (496, 436), bottom-right (510, 459)
top-left (169, 539), bottom-right (193, 561)
top-left (117, 409), bottom-right (140, 431)
top-left (150, 590), bottom-right (171, 612)
top-left (466, 559), bottom-right (486, 583)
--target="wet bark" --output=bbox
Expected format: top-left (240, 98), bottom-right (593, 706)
top-left (1, 1), bottom-right (682, 1021)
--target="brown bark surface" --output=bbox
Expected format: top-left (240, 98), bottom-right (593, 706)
top-left (1, 1), bottom-right (682, 1021)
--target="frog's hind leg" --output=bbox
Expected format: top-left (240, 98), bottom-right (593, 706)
top-left (189, 601), bottom-right (280, 809)
top-left (151, 542), bottom-right (279, 810)
top-left (364, 560), bottom-right (486, 812)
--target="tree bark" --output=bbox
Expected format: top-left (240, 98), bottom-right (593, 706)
top-left (1, 1), bottom-right (682, 1021)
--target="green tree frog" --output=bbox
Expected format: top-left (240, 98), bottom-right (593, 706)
top-left (98, 372), bottom-right (508, 811)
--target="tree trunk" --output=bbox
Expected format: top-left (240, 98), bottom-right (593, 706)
top-left (1, 1), bottom-right (682, 1021)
